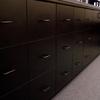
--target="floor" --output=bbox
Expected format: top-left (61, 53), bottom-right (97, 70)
top-left (52, 55), bottom-right (100, 100)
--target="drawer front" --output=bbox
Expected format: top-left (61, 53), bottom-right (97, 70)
top-left (57, 4), bottom-right (74, 34)
top-left (30, 71), bottom-right (55, 100)
top-left (0, 71), bottom-right (55, 100)
top-left (28, 0), bottom-right (56, 41)
top-left (0, 85), bottom-right (30, 100)
top-left (73, 33), bottom-right (84, 74)
top-left (74, 7), bottom-right (85, 31)
top-left (83, 32), bottom-right (96, 66)
top-left (0, 0), bottom-right (26, 47)
top-left (56, 35), bottom-right (74, 91)
top-left (0, 46), bottom-right (29, 96)
top-left (28, 38), bottom-right (55, 79)
top-left (85, 9), bottom-right (95, 30)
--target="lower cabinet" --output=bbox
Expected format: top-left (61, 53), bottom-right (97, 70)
top-left (0, 71), bottom-right (55, 100)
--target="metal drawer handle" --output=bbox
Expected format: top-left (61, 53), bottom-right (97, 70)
top-left (88, 37), bottom-right (92, 40)
top-left (75, 61), bottom-right (81, 66)
top-left (63, 18), bottom-right (72, 22)
top-left (0, 20), bottom-right (14, 24)
top-left (63, 72), bottom-right (69, 76)
top-left (79, 41), bottom-right (83, 44)
top-left (42, 86), bottom-right (51, 93)
top-left (3, 69), bottom-right (16, 76)
top-left (39, 19), bottom-right (51, 23)
top-left (63, 46), bottom-right (71, 50)
top-left (41, 54), bottom-right (51, 59)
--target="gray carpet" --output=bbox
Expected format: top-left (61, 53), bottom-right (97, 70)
top-left (52, 55), bottom-right (100, 100)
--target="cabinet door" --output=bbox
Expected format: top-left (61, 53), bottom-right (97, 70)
top-left (0, 0), bottom-right (26, 47)
top-left (55, 34), bottom-right (74, 92)
top-left (0, 46), bottom-right (29, 96)
top-left (73, 32), bottom-right (84, 75)
top-left (28, 0), bottom-right (56, 41)
top-left (74, 7), bottom-right (85, 31)
top-left (28, 38), bottom-right (55, 80)
top-left (57, 4), bottom-right (74, 35)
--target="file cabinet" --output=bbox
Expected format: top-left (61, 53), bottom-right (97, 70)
top-left (0, 0), bottom-right (100, 100)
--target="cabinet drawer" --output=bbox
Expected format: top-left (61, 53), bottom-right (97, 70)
top-left (73, 32), bottom-right (84, 74)
top-left (57, 4), bottom-right (74, 34)
top-left (0, 46), bottom-right (29, 96)
top-left (28, 0), bottom-right (56, 41)
top-left (85, 9), bottom-right (95, 30)
top-left (30, 71), bottom-right (55, 100)
top-left (0, 0), bottom-right (26, 47)
top-left (74, 7), bottom-right (85, 31)
top-left (83, 32), bottom-right (96, 66)
top-left (56, 34), bottom-right (74, 91)
top-left (28, 38), bottom-right (55, 79)
top-left (0, 84), bottom-right (30, 100)
top-left (0, 71), bottom-right (55, 100)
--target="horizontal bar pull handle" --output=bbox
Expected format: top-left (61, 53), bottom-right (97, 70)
top-left (3, 69), bottom-right (16, 76)
top-left (63, 46), bottom-right (71, 50)
top-left (62, 71), bottom-right (69, 76)
top-left (63, 18), bottom-right (72, 22)
top-left (40, 54), bottom-right (51, 60)
top-left (39, 19), bottom-right (51, 23)
top-left (63, 72), bottom-right (69, 76)
top-left (42, 86), bottom-right (51, 93)
top-left (74, 61), bottom-right (81, 66)
top-left (88, 37), bottom-right (92, 40)
top-left (0, 20), bottom-right (14, 24)
top-left (79, 41), bottom-right (83, 44)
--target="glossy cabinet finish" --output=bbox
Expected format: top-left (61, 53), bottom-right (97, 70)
top-left (0, 0), bottom-right (26, 47)
top-left (57, 5), bottom-right (74, 34)
top-left (27, 0), bottom-right (56, 41)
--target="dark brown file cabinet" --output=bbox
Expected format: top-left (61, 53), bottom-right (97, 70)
top-left (0, 0), bottom-right (100, 100)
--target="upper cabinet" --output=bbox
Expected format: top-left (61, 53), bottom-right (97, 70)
top-left (27, 1), bottom-right (56, 41)
top-left (0, 0), bottom-right (26, 47)
top-left (57, 4), bottom-right (74, 35)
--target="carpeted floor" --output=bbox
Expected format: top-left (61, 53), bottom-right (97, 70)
top-left (52, 55), bottom-right (100, 100)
